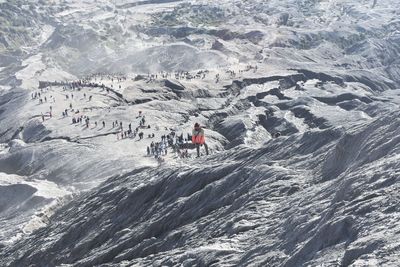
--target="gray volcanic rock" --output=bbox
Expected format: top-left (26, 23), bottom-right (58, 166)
top-left (0, 0), bottom-right (400, 266)
top-left (164, 79), bottom-right (185, 91)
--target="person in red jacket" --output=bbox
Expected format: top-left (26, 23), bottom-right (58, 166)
top-left (192, 123), bottom-right (209, 157)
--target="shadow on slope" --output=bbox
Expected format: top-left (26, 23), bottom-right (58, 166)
top-left (3, 112), bottom-right (400, 266)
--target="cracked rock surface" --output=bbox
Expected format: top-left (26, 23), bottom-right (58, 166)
top-left (1, 0), bottom-right (400, 266)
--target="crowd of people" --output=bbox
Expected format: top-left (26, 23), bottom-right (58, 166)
top-left (34, 65), bottom-right (262, 164)
top-left (34, 79), bottom-right (212, 164)
top-left (145, 122), bottom-right (210, 164)
top-left (32, 88), bottom-right (55, 121)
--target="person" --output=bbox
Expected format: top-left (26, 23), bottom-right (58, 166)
top-left (157, 156), bottom-right (165, 165)
top-left (192, 123), bottom-right (209, 157)
top-left (150, 141), bottom-right (155, 155)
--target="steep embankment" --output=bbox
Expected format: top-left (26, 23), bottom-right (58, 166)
top-left (2, 109), bottom-right (400, 266)
top-left (1, 0), bottom-right (400, 266)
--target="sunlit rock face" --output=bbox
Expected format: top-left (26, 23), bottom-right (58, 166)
top-left (1, 0), bottom-right (400, 266)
